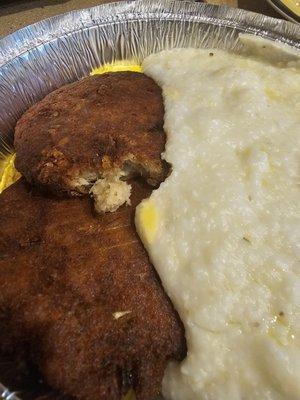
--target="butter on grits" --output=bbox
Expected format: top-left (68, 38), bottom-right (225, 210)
top-left (136, 199), bottom-right (159, 244)
top-left (137, 45), bottom-right (300, 400)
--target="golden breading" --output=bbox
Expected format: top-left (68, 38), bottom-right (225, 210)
top-left (0, 179), bottom-right (186, 400)
top-left (14, 72), bottom-right (168, 208)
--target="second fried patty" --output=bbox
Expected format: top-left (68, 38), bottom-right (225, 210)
top-left (0, 179), bottom-right (186, 400)
top-left (14, 72), bottom-right (168, 210)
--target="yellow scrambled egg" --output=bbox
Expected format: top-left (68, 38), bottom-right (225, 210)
top-left (0, 153), bottom-right (21, 194)
top-left (91, 60), bottom-right (142, 75)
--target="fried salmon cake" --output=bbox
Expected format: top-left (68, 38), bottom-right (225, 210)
top-left (14, 72), bottom-right (168, 212)
top-left (0, 179), bottom-right (186, 400)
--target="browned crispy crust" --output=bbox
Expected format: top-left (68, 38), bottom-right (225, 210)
top-left (0, 179), bottom-right (186, 400)
top-left (14, 72), bottom-right (168, 196)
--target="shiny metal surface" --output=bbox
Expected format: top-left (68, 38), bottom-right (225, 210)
top-left (0, 383), bottom-right (20, 400)
top-left (0, 0), bottom-right (299, 398)
top-left (0, 0), bottom-right (299, 149)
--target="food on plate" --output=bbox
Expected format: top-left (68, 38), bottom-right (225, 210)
top-left (0, 178), bottom-right (186, 400)
top-left (1, 66), bottom-right (185, 399)
top-left (2, 34), bottom-right (300, 400)
top-left (136, 46), bottom-right (300, 400)
top-left (14, 72), bottom-right (168, 212)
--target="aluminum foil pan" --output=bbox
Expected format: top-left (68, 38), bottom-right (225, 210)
top-left (0, 1), bottom-right (299, 399)
top-left (0, 0), bottom-right (300, 149)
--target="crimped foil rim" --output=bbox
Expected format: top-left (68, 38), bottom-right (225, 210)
top-left (0, 0), bottom-right (299, 68)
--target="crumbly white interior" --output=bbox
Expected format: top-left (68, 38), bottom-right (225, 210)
top-left (71, 171), bottom-right (99, 193)
top-left (71, 169), bottom-right (132, 212)
top-left (90, 171), bottom-right (131, 213)
top-left (136, 43), bottom-right (300, 400)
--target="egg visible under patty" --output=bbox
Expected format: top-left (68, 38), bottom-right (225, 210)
top-left (136, 39), bottom-right (300, 400)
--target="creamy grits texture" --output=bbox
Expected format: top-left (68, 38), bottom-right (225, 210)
top-left (136, 47), bottom-right (300, 400)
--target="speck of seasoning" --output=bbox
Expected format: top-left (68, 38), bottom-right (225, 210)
top-left (279, 311), bottom-right (284, 317)
top-left (112, 310), bottom-right (132, 320)
top-left (248, 195), bottom-right (252, 201)
top-left (209, 52), bottom-right (214, 57)
top-left (243, 237), bottom-right (251, 243)
top-left (253, 322), bottom-right (260, 328)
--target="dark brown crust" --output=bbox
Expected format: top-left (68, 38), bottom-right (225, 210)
top-left (14, 72), bottom-right (167, 196)
top-left (0, 179), bottom-right (186, 400)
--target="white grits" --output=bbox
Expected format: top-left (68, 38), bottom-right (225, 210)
top-left (136, 44), bottom-right (300, 400)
